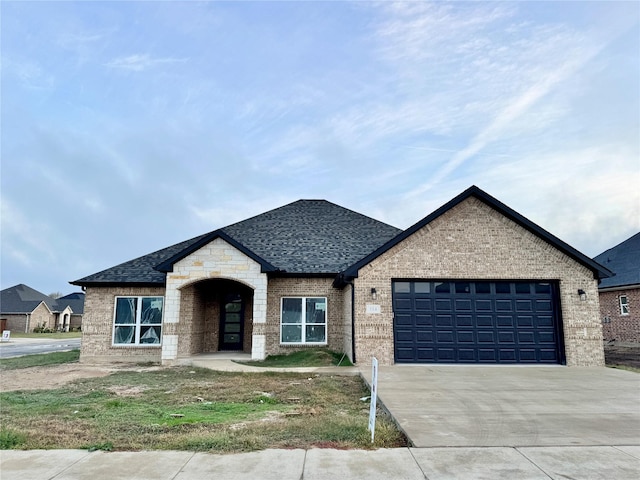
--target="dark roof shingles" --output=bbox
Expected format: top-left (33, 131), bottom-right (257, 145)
top-left (72, 200), bottom-right (401, 285)
top-left (594, 232), bottom-right (640, 289)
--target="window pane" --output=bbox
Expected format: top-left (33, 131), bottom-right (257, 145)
top-left (414, 282), bottom-right (430, 293)
top-left (140, 326), bottom-right (161, 344)
top-left (306, 325), bottom-right (326, 343)
top-left (515, 283), bottom-right (531, 294)
top-left (306, 298), bottom-right (326, 324)
top-left (141, 297), bottom-right (163, 324)
top-left (495, 282), bottom-right (511, 294)
top-left (394, 282), bottom-right (410, 293)
top-left (115, 298), bottom-right (137, 324)
top-left (475, 282), bottom-right (491, 294)
top-left (535, 283), bottom-right (551, 294)
top-left (455, 282), bottom-right (471, 294)
top-left (282, 298), bottom-right (302, 324)
top-left (435, 282), bottom-right (451, 294)
top-left (282, 324), bottom-right (302, 343)
top-left (114, 326), bottom-right (135, 344)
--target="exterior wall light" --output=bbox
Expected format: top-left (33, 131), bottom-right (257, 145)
top-left (578, 289), bottom-right (587, 301)
top-left (371, 288), bottom-right (377, 300)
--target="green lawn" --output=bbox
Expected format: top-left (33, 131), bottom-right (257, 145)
top-left (0, 350), bottom-right (80, 371)
top-left (7, 332), bottom-right (82, 339)
top-left (239, 348), bottom-right (353, 367)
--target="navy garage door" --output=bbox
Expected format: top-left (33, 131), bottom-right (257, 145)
top-left (393, 281), bottom-right (564, 364)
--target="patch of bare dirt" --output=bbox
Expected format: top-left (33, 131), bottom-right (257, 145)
top-left (604, 343), bottom-right (640, 369)
top-left (0, 364), bottom-right (161, 392)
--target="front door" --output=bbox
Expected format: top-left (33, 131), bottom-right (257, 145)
top-left (219, 293), bottom-right (244, 350)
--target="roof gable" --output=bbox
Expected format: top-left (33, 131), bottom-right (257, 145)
top-left (594, 232), bottom-right (640, 289)
top-left (341, 186), bottom-right (613, 281)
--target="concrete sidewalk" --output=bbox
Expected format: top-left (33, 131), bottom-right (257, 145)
top-left (2, 446), bottom-right (639, 479)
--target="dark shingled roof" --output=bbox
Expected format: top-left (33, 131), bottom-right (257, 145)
top-left (72, 233), bottom-right (210, 286)
top-left (72, 200), bottom-right (402, 286)
top-left (0, 284), bottom-right (70, 314)
top-left (594, 232), bottom-right (640, 289)
top-left (56, 292), bottom-right (86, 315)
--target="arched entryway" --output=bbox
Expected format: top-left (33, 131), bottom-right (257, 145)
top-left (179, 278), bottom-right (254, 355)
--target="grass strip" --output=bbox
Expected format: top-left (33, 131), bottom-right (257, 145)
top-left (239, 348), bottom-right (353, 367)
top-left (0, 349), bottom-right (80, 370)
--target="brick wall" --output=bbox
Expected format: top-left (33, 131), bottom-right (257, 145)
top-left (599, 288), bottom-right (640, 343)
top-left (354, 197), bottom-right (604, 367)
top-left (4, 314), bottom-right (28, 333)
top-left (80, 286), bottom-right (165, 363)
top-left (30, 303), bottom-right (56, 331)
top-left (264, 277), bottom-right (345, 356)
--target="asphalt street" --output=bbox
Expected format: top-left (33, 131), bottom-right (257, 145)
top-left (0, 338), bottom-right (81, 358)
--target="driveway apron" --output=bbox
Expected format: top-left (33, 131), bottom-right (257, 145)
top-left (362, 366), bottom-right (640, 447)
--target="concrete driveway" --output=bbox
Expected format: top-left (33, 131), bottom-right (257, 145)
top-left (363, 366), bottom-right (640, 447)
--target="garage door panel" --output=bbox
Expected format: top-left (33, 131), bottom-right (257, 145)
top-left (495, 300), bottom-right (513, 311)
top-left (436, 315), bottom-right (453, 327)
top-left (497, 331), bottom-right (515, 343)
top-left (517, 315), bottom-right (534, 327)
top-left (414, 299), bottom-right (432, 311)
top-left (393, 280), bottom-right (562, 364)
top-left (415, 314), bottom-right (433, 326)
top-left (435, 299), bottom-right (452, 311)
top-left (395, 313), bottom-right (412, 325)
top-left (454, 299), bottom-right (472, 311)
top-left (395, 298), bottom-right (412, 311)
top-left (437, 331), bottom-right (454, 343)
top-left (496, 315), bottom-right (514, 327)
top-left (457, 331), bottom-right (474, 343)
top-left (458, 349), bottom-right (476, 361)
top-left (475, 299), bottom-right (492, 311)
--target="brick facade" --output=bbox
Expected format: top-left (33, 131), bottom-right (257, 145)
top-left (599, 288), bottom-right (640, 343)
top-left (80, 286), bottom-right (165, 363)
top-left (263, 277), bottom-right (345, 356)
top-left (352, 198), bottom-right (604, 367)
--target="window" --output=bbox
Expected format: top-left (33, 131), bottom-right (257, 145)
top-left (281, 297), bottom-right (326, 344)
top-left (620, 295), bottom-right (629, 315)
top-left (113, 296), bottom-right (163, 345)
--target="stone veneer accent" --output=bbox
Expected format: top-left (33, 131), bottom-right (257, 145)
top-left (352, 198), bottom-right (605, 367)
top-left (163, 237), bottom-right (268, 362)
top-left (599, 288), bottom-right (640, 343)
top-left (80, 286), bottom-right (165, 363)
top-left (262, 277), bottom-right (346, 357)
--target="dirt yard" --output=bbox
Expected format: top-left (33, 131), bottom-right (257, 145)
top-left (604, 344), bottom-right (640, 369)
top-left (0, 363), bottom-right (161, 392)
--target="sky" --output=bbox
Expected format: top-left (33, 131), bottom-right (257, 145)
top-left (1, 0), bottom-right (639, 296)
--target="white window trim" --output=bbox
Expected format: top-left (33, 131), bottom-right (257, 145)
top-left (619, 295), bottom-right (629, 316)
top-left (280, 296), bottom-right (328, 345)
top-left (112, 296), bottom-right (164, 346)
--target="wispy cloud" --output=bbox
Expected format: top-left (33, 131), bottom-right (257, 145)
top-left (105, 54), bottom-right (188, 72)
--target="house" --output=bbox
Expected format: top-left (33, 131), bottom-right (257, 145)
top-left (594, 232), bottom-right (640, 343)
top-left (72, 186), bottom-right (612, 366)
top-left (0, 284), bottom-right (85, 332)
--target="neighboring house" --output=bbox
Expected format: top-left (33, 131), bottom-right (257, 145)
top-left (72, 186), bottom-right (612, 366)
top-left (0, 284), bottom-right (85, 332)
top-left (594, 232), bottom-right (640, 343)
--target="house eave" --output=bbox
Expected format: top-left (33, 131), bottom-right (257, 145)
top-left (598, 283), bottom-right (640, 293)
